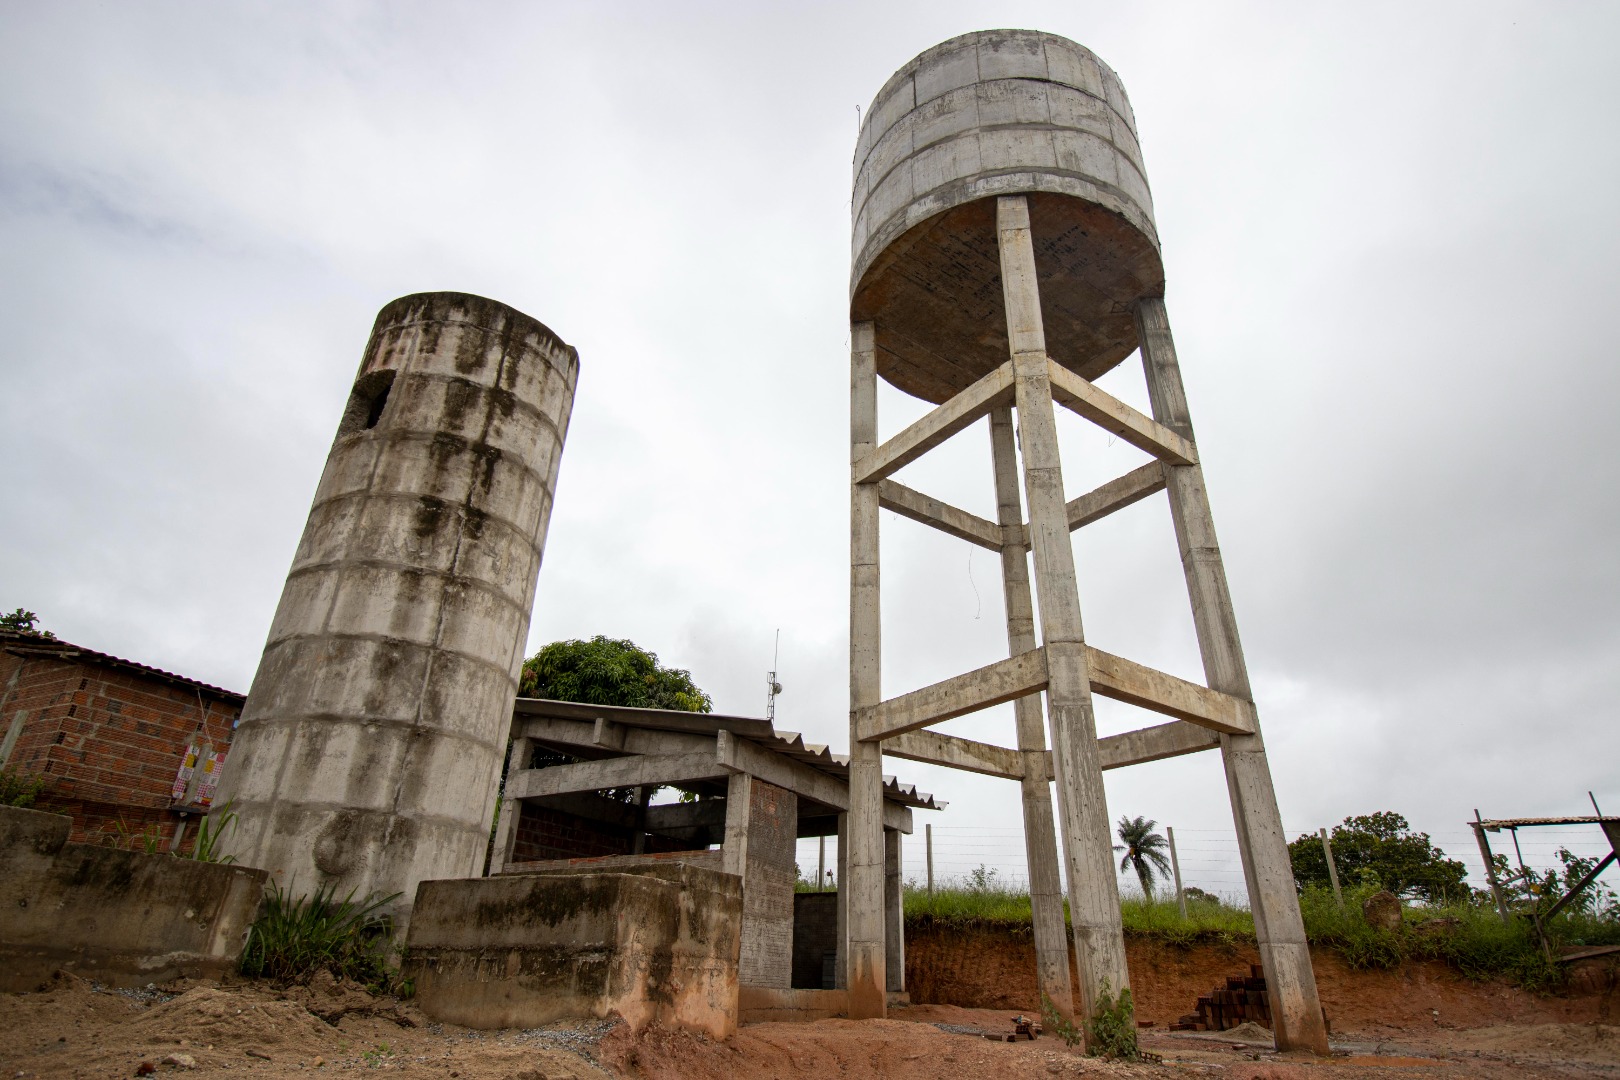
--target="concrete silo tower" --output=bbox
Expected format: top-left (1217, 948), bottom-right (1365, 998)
top-left (844, 31), bottom-right (1328, 1053)
top-left (215, 292), bottom-right (577, 932)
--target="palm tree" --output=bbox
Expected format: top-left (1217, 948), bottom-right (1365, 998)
top-left (1114, 815), bottom-right (1173, 900)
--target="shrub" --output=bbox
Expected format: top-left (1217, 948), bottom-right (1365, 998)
top-left (240, 881), bottom-right (401, 990)
top-left (0, 769), bottom-right (46, 808)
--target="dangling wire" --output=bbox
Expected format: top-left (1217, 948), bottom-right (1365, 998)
top-left (967, 543), bottom-right (981, 620)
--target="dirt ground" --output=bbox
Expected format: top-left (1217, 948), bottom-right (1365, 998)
top-left (3, 963), bottom-right (1618, 1080)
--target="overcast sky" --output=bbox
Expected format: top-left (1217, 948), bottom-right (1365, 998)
top-left (3, 1), bottom-right (1617, 896)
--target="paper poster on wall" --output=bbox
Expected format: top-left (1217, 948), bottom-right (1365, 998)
top-left (195, 750), bottom-right (228, 808)
top-left (171, 745), bottom-right (201, 801)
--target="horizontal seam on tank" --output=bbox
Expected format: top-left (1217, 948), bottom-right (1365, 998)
top-left (331, 424), bottom-right (562, 490)
top-left (256, 630), bottom-right (523, 687)
top-left (863, 168), bottom-right (1155, 248)
top-left (214, 794), bottom-right (497, 831)
top-left (377, 315), bottom-right (576, 368)
top-left (853, 186), bottom-right (1154, 295)
top-left (303, 488), bottom-right (550, 558)
top-left (867, 76), bottom-right (1135, 145)
top-left (235, 710), bottom-right (512, 753)
top-left (857, 124), bottom-right (1144, 210)
top-left (394, 371), bottom-right (569, 433)
top-left (278, 560), bottom-right (536, 621)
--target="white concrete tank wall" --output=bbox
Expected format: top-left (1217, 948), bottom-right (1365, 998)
top-left (216, 292), bottom-right (578, 924)
top-left (851, 30), bottom-right (1165, 403)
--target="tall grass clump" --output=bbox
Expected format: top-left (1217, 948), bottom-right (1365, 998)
top-left (905, 866), bottom-right (1038, 932)
top-left (905, 873), bottom-right (1617, 992)
top-left (240, 881), bottom-right (401, 989)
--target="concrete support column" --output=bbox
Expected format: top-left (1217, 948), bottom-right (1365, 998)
top-left (997, 195), bottom-right (1130, 1023)
top-left (835, 811), bottom-right (849, 990)
top-left (989, 406), bottom-right (1075, 1020)
top-left (486, 734), bottom-right (531, 875)
top-left (1134, 296), bottom-right (1328, 1055)
top-left (884, 827), bottom-right (904, 993)
top-left (846, 321), bottom-right (887, 1018)
top-left (722, 771), bottom-right (752, 878)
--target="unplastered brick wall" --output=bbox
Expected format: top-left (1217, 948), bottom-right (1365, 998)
top-left (739, 778), bottom-right (797, 988)
top-left (0, 636), bottom-right (244, 853)
top-left (511, 802), bottom-right (692, 863)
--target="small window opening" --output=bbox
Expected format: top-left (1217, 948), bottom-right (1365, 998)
top-left (339, 370), bottom-right (397, 436)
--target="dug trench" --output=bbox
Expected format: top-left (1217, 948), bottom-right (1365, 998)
top-left (4, 939), bottom-right (1619, 1079)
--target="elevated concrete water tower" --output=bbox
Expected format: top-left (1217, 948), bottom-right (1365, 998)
top-left (843, 30), bottom-right (1328, 1053)
top-left (215, 292), bottom-right (578, 932)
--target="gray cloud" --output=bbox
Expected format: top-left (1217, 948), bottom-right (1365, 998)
top-left (3, 1), bottom-right (1616, 892)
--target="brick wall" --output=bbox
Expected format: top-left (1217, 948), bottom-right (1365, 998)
top-left (791, 891), bottom-right (839, 989)
top-left (510, 801), bottom-right (694, 863)
top-left (0, 637), bottom-right (244, 854)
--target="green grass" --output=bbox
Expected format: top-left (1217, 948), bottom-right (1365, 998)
top-left (903, 878), bottom-right (1619, 992)
top-left (240, 880), bottom-right (402, 990)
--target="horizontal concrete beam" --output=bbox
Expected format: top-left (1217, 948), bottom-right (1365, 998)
top-left (512, 697), bottom-right (775, 741)
top-left (1046, 361), bottom-right (1197, 466)
top-left (852, 361), bottom-right (1015, 484)
top-left (1065, 462), bottom-right (1167, 533)
top-left (883, 729), bottom-right (1047, 782)
top-left (856, 648), bottom-right (1049, 743)
top-left (644, 799), bottom-right (728, 832)
top-left (516, 715), bottom-right (714, 757)
top-left (715, 730), bottom-right (913, 833)
top-left (1085, 646), bottom-right (1256, 735)
top-left (1098, 721), bottom-right (1222, 770)
top-left (506, 751), bottom-right (728, 801)
top-left (879, 479), bottom-right (1002, 551)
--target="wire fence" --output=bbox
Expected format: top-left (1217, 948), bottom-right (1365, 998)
top-left (794, 822), bottom-right (1619, 901)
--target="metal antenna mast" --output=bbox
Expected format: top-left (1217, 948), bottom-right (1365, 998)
top-left (765, 629), bottom-right (783, 724)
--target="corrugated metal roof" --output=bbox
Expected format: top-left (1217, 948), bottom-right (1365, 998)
top-left (0, 631), bottom-right (245, 703)
top-left (512, 696), bottom-right (946, 811)
top-left (1476, 816), bottom-right (1620, 831)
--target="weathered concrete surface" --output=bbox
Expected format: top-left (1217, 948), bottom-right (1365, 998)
top-left (851, 29), bottom-right (1163, 403)
top-left (0, 806), bottom-right (267, 991)
top-left (846, 321), bottom-right (887, 1018)
top-left (216, 292), bottom-right (578, 932)
top-left (998, 195), bottom-right (1131, 1022)
top-left (402, 864), bottom-right (742, 1038)
top-left (990, 405), bottom-right (1075, 1020)
top-left (723, 776), bottom-right (798, 989)
top-left (1135, 296), bottom-right (1329, 1054)
top-left (737, 987), bottom-right (912, 1024)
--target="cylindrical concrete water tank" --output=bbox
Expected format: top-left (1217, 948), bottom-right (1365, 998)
top-left (216, 292), bottom-right (578, 924)
top-left (851, 29), bottom-right (1164, 403)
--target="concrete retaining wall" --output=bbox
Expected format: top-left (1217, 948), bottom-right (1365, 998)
top-left (402, 863), bottom-right (742, 1038)
top-left (0, 805), bottom-right (267, 991)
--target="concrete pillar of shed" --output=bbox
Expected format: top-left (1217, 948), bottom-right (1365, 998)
top-left (835, 811), bottom-right (849, 990)
top-left (214, 292), bottom-right (577, 934)
top-left (1135, 296), bottom-right (1329, 1055)
top-left (884, 827), bottom-right (904, 993)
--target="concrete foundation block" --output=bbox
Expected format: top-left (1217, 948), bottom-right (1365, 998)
top-left (0, 806), bottom-right (268, 992)
top-left (403, 864), bottom-right (743, 1038)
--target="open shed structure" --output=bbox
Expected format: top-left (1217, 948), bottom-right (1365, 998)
top-left (487, 698), bottom-right (941, 997)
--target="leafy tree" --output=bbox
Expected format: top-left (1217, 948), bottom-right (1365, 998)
top-left (1, 608), bottom-right (54, 638)
top-left (519, 635), bottom-right (712, 713)
top-left (1114, 815), bottom-right (1172, 900)
top-left (1290, 812), bottom-right (1467, 903)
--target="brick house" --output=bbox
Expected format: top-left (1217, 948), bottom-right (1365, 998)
top-left (0, 630), bottom-right (244, 853)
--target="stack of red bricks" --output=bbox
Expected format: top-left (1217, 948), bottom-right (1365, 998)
top-left (1170, 965), bottom-right (1272, 1031)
